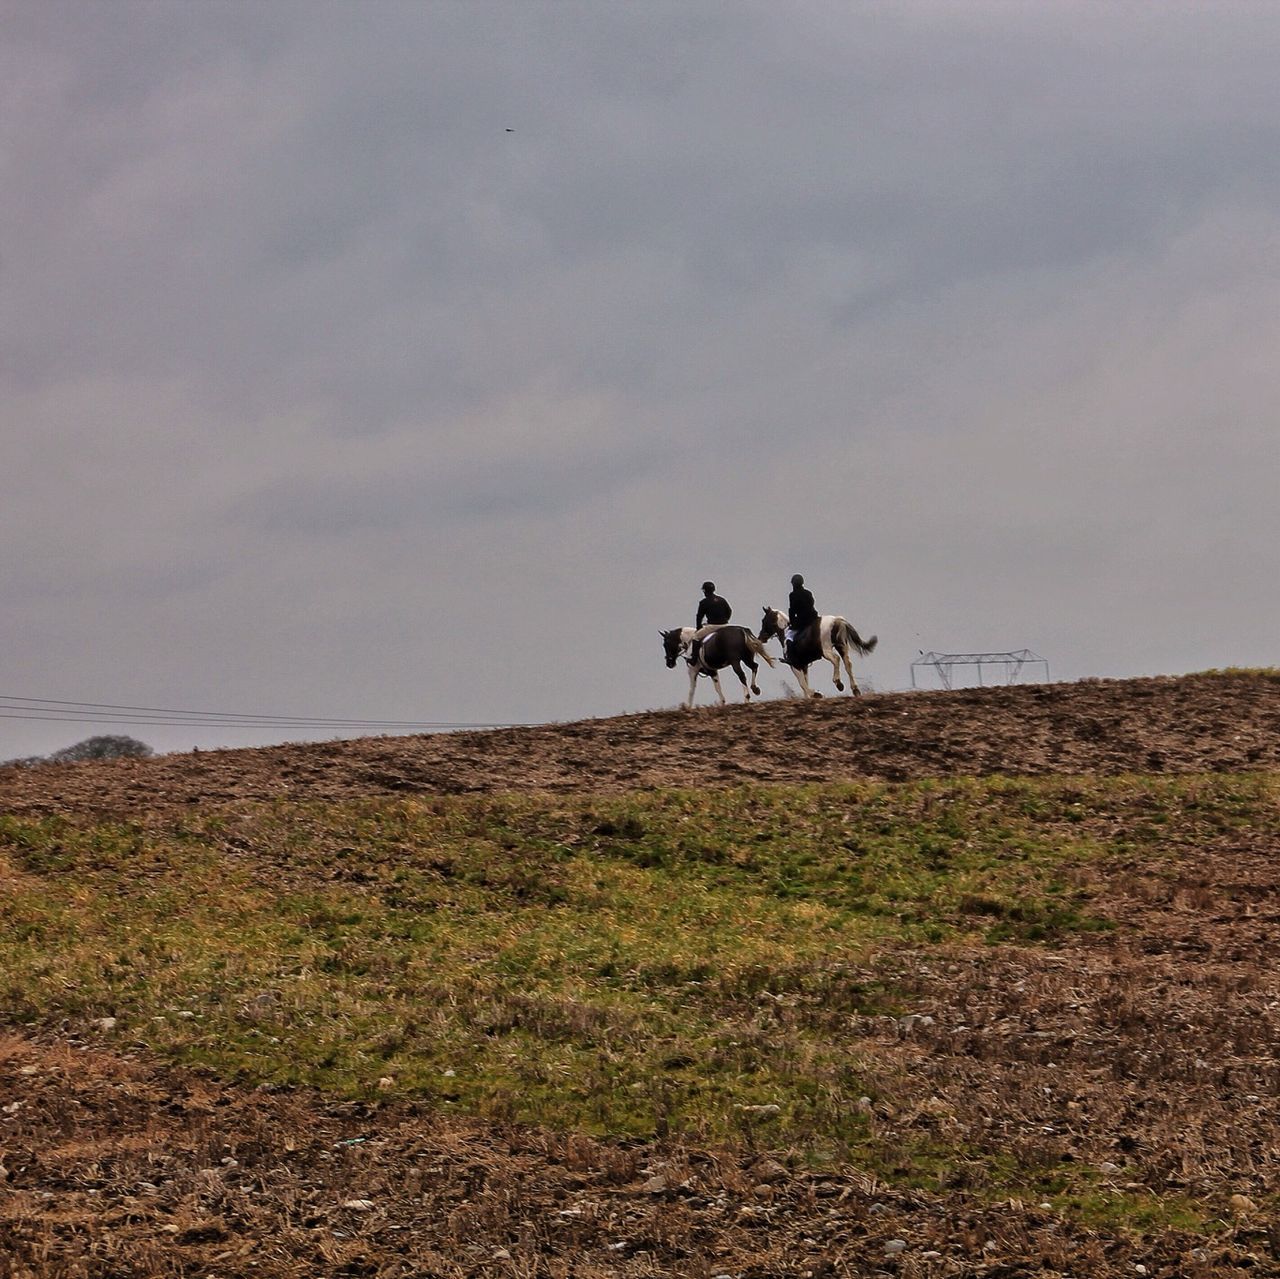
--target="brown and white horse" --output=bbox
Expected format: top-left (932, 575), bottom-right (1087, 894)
top-left (660, 625), bottom-right (775, 708)
top-left (758, 607), bottom-right (876, 698)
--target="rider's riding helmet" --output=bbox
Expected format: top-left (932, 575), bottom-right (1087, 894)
top-left (791, 574), bottom-right (804, 587)
top-left (702, 581), bottom-right (716, 593)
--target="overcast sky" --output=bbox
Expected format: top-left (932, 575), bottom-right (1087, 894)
top-left (3, 1), bottom-right (1279, 757)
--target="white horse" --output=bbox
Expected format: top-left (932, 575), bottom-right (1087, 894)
top-left (758, 607), bottom-right (876, 699)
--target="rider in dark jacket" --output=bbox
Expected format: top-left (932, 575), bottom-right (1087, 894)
top-left (692, 581), bottom-right (732, 667)
top-left (696, 581), bottom-right (732, 628)
top-left (788, 574), bottom-right (818, 633)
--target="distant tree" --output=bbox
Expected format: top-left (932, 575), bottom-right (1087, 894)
top-left (48, 735), bottom-right (154, 763)
top-left (0, 755), bottom-right (47, 769)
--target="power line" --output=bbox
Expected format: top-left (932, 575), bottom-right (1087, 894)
top-left (0, 694), bottom-right (497, 725)
top-left (0, 695), bottom-right (527, 732)
top-left (0, 712), bottom-right (510, 730)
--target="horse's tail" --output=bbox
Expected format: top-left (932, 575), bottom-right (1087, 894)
top-left (839, 618), bottom-right (877, 658)
top-left (743, 629), bottom-right (776, 667)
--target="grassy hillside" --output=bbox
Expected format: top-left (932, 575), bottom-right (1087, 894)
top-left (5, 771), bottom-right (1279, 1235)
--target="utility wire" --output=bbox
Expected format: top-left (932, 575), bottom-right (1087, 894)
top-left (0, 712), bottom-right (510, 730)
top-left (0, 694), bottom-right (495, 725)
top-left (0, 695), bottom-right (527, 731)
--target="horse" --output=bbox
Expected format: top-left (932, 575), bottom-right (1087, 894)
top-left (660, 625), bottom-right (775, 709)
top-left (758, 606), bottom-right (877, 698)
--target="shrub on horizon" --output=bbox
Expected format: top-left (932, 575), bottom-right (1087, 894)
top-left (47, 735), bottom-right (154, 764)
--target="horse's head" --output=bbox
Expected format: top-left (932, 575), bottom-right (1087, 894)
top-left (759, 606), bottom-right (785, 644)
top-left (660, 628), bottom-right (688, 668)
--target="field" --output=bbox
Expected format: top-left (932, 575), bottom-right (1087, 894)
top-left (2, 672), bottom-right (1280, 1277)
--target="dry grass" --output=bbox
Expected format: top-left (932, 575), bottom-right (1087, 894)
top-left (4, 670), bottom-right (1280, 1277)
top-left (1, 773), bottom-right (1279, 1275)
top-left (1, 1026), bottom-right (1274, 1279)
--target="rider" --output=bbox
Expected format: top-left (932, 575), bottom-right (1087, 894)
top-left (692, 581), bottom-right (732, 666)
top-left (786, 573), bottom-right (818, 660)
top-left (696, 581), bottom-right (732, 628)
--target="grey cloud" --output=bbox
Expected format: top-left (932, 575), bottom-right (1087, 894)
top-left (3, 2), bottom-right (1280, 758)
top-left (240, 440), bottom-right (662, 536)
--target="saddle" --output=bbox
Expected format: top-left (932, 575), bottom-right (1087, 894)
top-left (690, 623), bottom-right (728, 668)
top-left (785, 619), bottom-right (817, 661)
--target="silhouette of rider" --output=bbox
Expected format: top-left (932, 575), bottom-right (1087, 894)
top-left (692, 581), bottom-right (732, 666)
top-left (696, 581), bottom-right (732, 628)
top-left (786, 574), bottom-right (818, 659)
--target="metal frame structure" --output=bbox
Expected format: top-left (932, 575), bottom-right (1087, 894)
top-left (910, 649), bottom-right (1049, 690)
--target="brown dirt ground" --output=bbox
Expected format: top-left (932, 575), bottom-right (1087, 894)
top-left (4, 673), bottom-right (1280, 1276)
top-left (2, 673), bottom-right (1279, 818)
top-left (0, 1022), bottom-right (1273, 1279)
top-left (5, 884), bottom-right (1280, 1278)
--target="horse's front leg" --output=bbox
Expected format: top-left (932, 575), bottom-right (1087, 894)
top-left (710, 670), bottom-right (727, 704)
top-left (793, 664), bottom-right (817, 698)
top-left (684, 662), bottom-right (699, 709)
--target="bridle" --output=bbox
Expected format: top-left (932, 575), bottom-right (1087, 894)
top-left (662, 629), bottom-right (693, 669)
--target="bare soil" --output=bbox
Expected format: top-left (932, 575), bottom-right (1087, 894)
top-left (3, 673), bottom-right (1279, 818)
top-left (4, 900), bottom-right (1279, 1279)
top-left (5, 870), bottom-right (1280, 1279)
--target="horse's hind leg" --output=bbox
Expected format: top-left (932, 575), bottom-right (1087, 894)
top-left (820, 625), bottom-right (843, 691)
top-left (842, 646), bottom-right (861, 696)
top-left (745, 656), bottom-right (761, 697)
top-left (731, 660), bottom-right (753, 701)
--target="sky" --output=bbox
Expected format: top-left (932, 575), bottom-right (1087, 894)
top-left (3, 1), bottom-right (1279, 758)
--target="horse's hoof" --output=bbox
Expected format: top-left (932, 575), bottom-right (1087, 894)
top-left (835, 681), bottom-right (845, 691)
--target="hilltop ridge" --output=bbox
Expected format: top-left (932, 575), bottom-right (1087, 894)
top-left (3, 670), bottom-right (1277, 816)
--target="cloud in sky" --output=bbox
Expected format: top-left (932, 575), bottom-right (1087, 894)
top-left (4, 2), bottom-right (1279, 756)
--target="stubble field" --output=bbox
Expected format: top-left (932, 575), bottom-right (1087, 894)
top-left (2, 671), bottom-right (1279, 1277)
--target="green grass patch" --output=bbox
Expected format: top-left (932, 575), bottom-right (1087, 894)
top-left (3, 772), bottom-right (1278, 1225)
